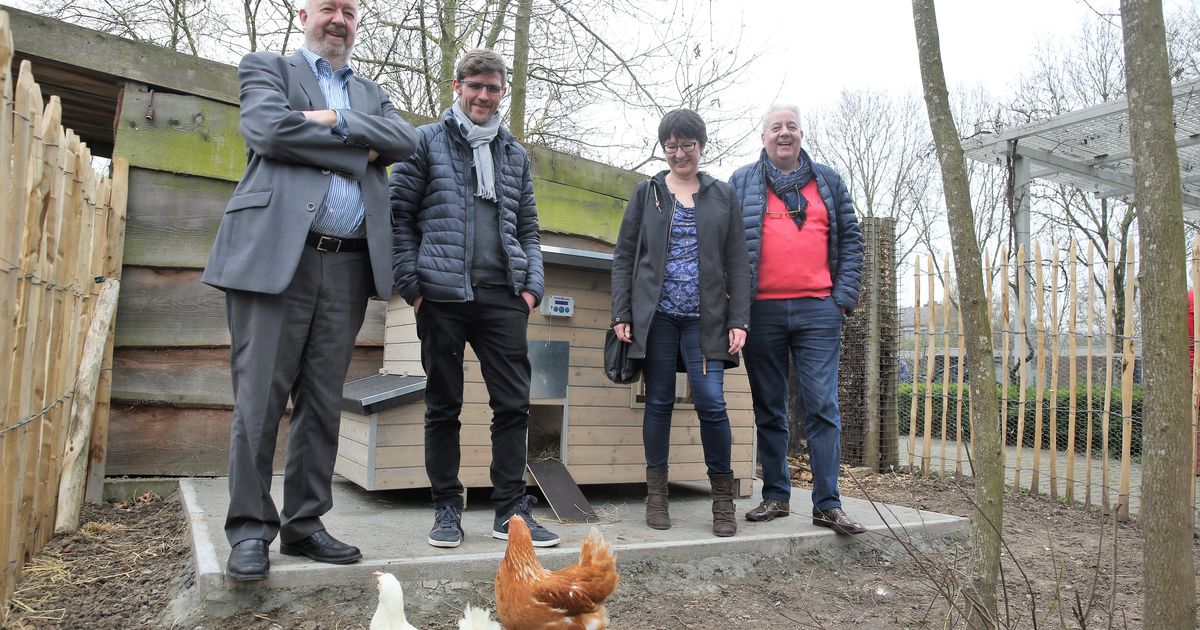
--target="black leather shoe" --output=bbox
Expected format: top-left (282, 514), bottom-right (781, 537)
top-left (745, 498), bottom-right (791, 522)
top-left (812, 507), bottom-right (867, 535)
top-left (279, 530), bottom-right (362, 564)
top-left (227, 539), bottom-right (269, 581)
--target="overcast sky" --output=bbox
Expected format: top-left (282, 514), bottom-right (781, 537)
top-left (699, 0), bottom-right (1148, 172)
top-left (714, 0), bottom-right (1122, 111)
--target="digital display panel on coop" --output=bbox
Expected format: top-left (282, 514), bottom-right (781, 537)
top-left (539, 295), bottom-right (574, 318)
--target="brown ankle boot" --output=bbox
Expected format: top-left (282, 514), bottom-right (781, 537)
top-left (709, 473), bottom-right (737, 537)
top-left (645, 467), bottom-right (670, 530)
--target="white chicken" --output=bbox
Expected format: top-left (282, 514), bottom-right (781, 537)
top-left (370, 571), bottom-right (419, 630)
top-left (457, 604), bottom-right (502, 630)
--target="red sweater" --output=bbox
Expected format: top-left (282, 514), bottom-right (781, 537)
top-left (756, 183), bottom-right (832, 300)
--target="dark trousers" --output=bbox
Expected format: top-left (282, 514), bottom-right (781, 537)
top-left (642, 312), bottom-right (733, 475)
top-left (743, 297), bottom-right (844, 511)
top-left (417, 286), bottom-right (531, 515)
top-left (224, 246), bottom-right (371, 546)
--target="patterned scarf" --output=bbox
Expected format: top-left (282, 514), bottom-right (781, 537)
top-left (451, 101), bottom-right (500, 201)
top-left (762, 148), bottom-right (815, 231)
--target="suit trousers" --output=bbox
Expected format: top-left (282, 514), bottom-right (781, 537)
top-left (417, 286), bottom-right (532, 516)
top-left (224, 245), bottom-right (372, 546)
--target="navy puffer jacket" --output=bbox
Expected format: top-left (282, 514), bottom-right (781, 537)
top-left (728, 151), bottom-right (864, 312)
top-left (390, 109), bottom-right (544, 304)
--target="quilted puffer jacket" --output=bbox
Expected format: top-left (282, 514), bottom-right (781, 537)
top-left (390, 109), bottom-right (544, 305)
top-left (728, 150), bottom-right (864, 312)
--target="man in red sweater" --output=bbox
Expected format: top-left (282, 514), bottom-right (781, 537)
top-left (729, 105), bottom-right (865, 534)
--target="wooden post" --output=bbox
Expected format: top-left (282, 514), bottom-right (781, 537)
top-left (0, 8), bottom-right (14, 421)
top-left (1117, 240), bottom-right (1136, 522)
top-left (863, 219), bottom-right (881, 472)
top-left (32, 98), bottom-right (67, 549)
top-left (922, 256), bottom-right (937, 473)
top-left (1085, 243), bottom-right (1097, 509)
top-left (1066, 241), bottom-right (1079, 504)
top-left (6, 64), bottom-right (44, 590)
top-left (1015, 245), bottom-right (1029, 491)
top-left (1000, 248), bottom-right (1011, 462)
top-left (48, 131), bottom-right (87, 540)
top-left (1102, 241), bottom-right (1116, 513)
top-left (1047, 246), bottom-right (1061, 500)
top-left (0, 10), bottom-right (19, 605)
top-left (19, 82), bottom-right (51, 559)
top-left (1031, 243), bottom-right (1047, 495)
top-left (84, 157), bottom-right (129, 504)
top-left (908, 257), bottom-right (922, 471)
top-left (939, 255), bottom-right (952, 475)
top-left (56, 280), bottom-right (119, 534)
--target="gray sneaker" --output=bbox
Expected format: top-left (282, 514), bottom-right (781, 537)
top-left (492, 496), bottom-right (560, 547)
top-left (428, 504), bottom-right (464, 548)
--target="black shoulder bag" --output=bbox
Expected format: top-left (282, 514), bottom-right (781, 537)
top-left (604, 182), bottom-right (649, 385)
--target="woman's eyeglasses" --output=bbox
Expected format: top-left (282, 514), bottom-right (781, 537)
top-left (460, 80), bottom-right (506, 95)
top-left (663, 142), bottom-right (698, 155)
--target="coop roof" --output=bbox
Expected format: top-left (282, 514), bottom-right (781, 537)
top-left (962, 78), bottom-right (1200, 217)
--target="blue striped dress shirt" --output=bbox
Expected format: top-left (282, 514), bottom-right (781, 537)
top-left (300, 47), bottom-right (366, 238)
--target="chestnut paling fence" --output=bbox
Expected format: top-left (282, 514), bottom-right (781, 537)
top-left (0, 11), bottom-right (129, 614)
top-left (901, 239), bottom-right (1200, 522)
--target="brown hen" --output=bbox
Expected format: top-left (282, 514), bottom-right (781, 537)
top-left (495, 515), bottom-right (618, 630)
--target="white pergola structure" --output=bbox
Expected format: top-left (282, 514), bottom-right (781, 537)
top-left (963, 78), bottom-right (1200, 256)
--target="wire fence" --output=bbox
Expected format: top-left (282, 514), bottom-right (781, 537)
top-left (900, 239), bottom-right (1200, 521)
top-left (0, 10), bottom-right (129, 615)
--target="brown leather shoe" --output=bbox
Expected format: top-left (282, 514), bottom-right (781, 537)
top-left (744, 498), bottom-right (791, 522)
top-left (812, 507), bottom-right (866, 535)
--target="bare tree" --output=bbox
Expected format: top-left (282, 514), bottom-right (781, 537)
top-left (27, 0), bottom-right (758, 168)
top-left (350, 0), bottom-right (760, 168)
top-left (1119, 1), bottom-right (1197, 626)
top-left (912, 1), bottom-right (1004, 626)
top-left (807, 90), bottom-right (937, 270)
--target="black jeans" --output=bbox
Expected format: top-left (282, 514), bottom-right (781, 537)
top-left (417, 286), bottom-right (531, 515)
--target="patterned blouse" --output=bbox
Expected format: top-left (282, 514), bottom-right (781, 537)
top-left (657, 199), bottom-right (701, 317)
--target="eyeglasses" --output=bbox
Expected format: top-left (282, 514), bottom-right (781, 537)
top-left (460, 80), bottom-right (506, 95)
top-left (663, 142), bottom-right (698, 155)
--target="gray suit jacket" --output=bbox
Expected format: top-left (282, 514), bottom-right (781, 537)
top-left (203, 51), bottom-right (417, 298)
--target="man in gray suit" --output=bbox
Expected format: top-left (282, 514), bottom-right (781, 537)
top-left (202, 0), bottom-right (417, 581)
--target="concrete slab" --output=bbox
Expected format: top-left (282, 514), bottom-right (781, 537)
top-left (172, 475), bottom-right (968, 623)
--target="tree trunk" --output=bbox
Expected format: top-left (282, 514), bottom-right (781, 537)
top-left (1119, 0), bottom-right (1197, 626)
top-left (911, 1), bottom-right (1003, 625)
top-left (509, 0), bottom-right (531, 139)
top-left (437, 0), bottom-right (459, 111)
top-left (864, 224), bottom-right (882, 470)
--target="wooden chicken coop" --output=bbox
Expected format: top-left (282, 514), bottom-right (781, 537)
top-left (336, 229), bottom-right (757, 497)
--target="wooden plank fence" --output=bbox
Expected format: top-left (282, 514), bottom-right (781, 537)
top-left (0, 10), bottom-right (128, 614)
top-left (903, 238), bottom-right (1200, 522)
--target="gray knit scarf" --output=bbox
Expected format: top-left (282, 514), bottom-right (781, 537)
top-left (451, 101), bottom-right (500, 201)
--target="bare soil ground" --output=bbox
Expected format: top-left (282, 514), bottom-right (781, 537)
top-left (4, 471), bottom-right (1197, 629)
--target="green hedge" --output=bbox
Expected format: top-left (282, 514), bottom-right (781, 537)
top-left (897, 383), bottom-right (1143, 458)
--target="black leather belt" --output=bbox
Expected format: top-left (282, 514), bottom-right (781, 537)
top-left (306, 232), bottom-right (367, 252)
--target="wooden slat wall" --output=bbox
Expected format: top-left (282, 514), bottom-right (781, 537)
top-left (359, 266), bottom-right (757, 489)
top-left (107, 86), bottom-right (392, 475)
top-left (98, 68), bottom-right (640, 476)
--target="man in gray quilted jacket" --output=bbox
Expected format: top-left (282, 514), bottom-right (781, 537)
top-left (390, 49), bottom-right (557, 549)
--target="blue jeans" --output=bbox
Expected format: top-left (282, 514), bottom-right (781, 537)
top-left (743, 297), bottom-right (844, 511)
top-left (642, 312), bottom-right (733, 475)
